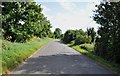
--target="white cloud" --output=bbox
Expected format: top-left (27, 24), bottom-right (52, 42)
top-left (56, 0), bottom-right (100, 2)
top-left (52, 12), bottom-right (92, 32)
top-left (35, 0), bottom-right (101, 2)
top-left (40, 2), bottom-right (100, 33)
top-left (41, 5), bottom-right (54, 22)
top-left (58, 2), bottom-right (75, 10)
top-left (41, 5), bottom-right (51, 15)
top-left (49, 2), bottom-right (100, 33)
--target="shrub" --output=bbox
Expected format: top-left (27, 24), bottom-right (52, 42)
top-left (74, 35), bottom-right (92, 45)
top-left (62, 30), bottom-right (74, 43)
top-left (74, 37), bottom-right (84, 45)
top-left (80, 46), bottom-right (88, 51)
top-left (80, 44), bottom-right (94, 51)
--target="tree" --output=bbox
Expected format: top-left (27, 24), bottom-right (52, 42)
top-left (62, 29), bottom-right (91, 44)
top-left (74, 35), bottom-right (92, 45)
top-left (86, 27), bottom-right (96, 43)
top-left (60, 34), bottom-right (64, 40)
top-left (93, 1), bottom-right (120, 63)
top-left (2, 2), bottom-right (52, 42)
top-left (62, 30), bottom-right (74, 43)
top-left (54, 28), bottom-right (62, 39)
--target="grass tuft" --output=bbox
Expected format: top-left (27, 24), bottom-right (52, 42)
top-left (68, 44), bottom-right (120, 74)
top-left (2, 38), bottom-right (52, 74)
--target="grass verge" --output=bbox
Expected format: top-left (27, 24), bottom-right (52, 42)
top-left (68, 44), bottom-right (120, 74)
top-left (2, 37), bottom-right (52, 74)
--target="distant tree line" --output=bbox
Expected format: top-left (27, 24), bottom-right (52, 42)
top-left (93, 1), bottom-right (120, 64)
top-left (54, 28), bottom-right (62, 39)
top-left (2, 2), bottom-right (52, 42)
top-left (61, 28), bottom-right (96, 45)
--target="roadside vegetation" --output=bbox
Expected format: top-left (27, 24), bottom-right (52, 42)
top-left (2, 2), bottom-right (53, 43)
top-left (67, 42), bottom-right (120, 74)
top-left (1, 2), bottom-right (54, 74)
top-left (2, 38), bottom-right (52, 74)
top-left (1, 0), bottom-right (120, 75)
top-left (61, 1), bottom-right (120, 74)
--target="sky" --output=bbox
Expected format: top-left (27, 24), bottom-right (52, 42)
top-left (35, 0), bottom-right (101, 33)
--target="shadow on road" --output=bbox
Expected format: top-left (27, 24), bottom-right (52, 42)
top-left (11, 54), bottom-right (113, 74)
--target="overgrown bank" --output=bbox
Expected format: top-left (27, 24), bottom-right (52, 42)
top-left (68, 43), bottom-right (120, 74)
top-left (2, 38), bottom-right (52, 74)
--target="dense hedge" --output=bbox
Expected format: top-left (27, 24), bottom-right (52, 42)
top-left (62, 29), bottom-right (92, 44)
top-left (80, 44), bottom-right (94, 51)
top-left (74, 35), bottom-right (91, 45)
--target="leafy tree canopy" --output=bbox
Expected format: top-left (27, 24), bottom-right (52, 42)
top-left (54, 28), bottom-right (62, 39)
top-left (2, 2), bottom-right (52, 42)
top-left (93, 1), bottom-right (120, 63)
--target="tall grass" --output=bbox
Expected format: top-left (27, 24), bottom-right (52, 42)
top-left (2, 38), bottom-right (52, 74)
top-left (80, 44), bottom-right (94, 51)
top-left (68, 44), bottom-right (120, 74)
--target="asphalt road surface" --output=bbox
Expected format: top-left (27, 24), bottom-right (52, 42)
top-left (11, 40), bottom-right (114, 74)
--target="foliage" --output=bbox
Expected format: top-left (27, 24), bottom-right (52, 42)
top-left (62, 30), bottom-right (75, 43)
top-left (60, 34), bottom-right (64, 40)
top-left (80, 44), bottom-right (94, 51)
top-left (69, 44), bottom-right (120, 74)
top-left (2, 38), bottom-right (52, 73)
top-left (54, 28), bottom-right (62, 39)
top-left (86, 27), bottom-right (96, 43)
top-left (62, 29), bottom-right (92, 44)
top-left (74, 35), bottom-right (92, 45)
top-left (2, 2), bottom-right (52, 42)
top-left (93, 2), bottom-right (120, 64)
top-left (48, 31), bottom-right (54, 38)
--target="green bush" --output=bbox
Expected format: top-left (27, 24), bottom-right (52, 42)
top-left (80, 44), bottom-right (94, 51)
top-left (74, 37), bottom-right (83, 45)
top-left (80, 46), bottom-right (88, 51)
top-left (74, 35), bottom-right (92, 45)
top-left (62, 30), bottom-right (74, 43)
